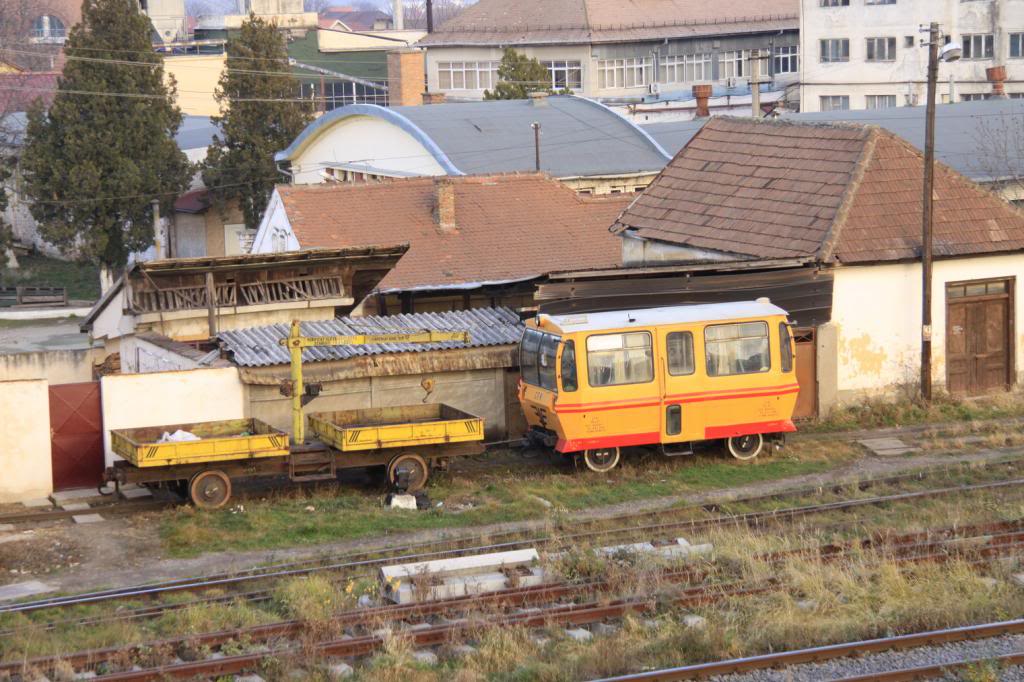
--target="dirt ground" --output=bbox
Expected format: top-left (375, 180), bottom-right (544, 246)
top-left (2, 442), bottom-right (1021, 598)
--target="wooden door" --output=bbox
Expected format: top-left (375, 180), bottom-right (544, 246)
top-left (792, 329), bottom-right (817, 419)
top-left (946, 279), bottom-right (1012, 396)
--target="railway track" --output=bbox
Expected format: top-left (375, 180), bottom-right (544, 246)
top-left (6, 518), bottom-right (1023, 680)
top-left (594, 619), bottom-right (1024, 681)
top-left (0, 497), bottom-right (175, 526)
top-left (5, 464), bottom-right (1024, 620)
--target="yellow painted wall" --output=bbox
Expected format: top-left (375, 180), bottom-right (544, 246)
top-left (831, 253), bottom-right (1024, 402)
top-left (0, 379), bottom-right (53, 502)
top-left (0, 348), bottom-right (103, 385)
top-left (100, 367), bottom-right (247, 466)
top-left (0, 61), bottom-right (23, 74)
top-left (165, 53), bottom-right (225, 117)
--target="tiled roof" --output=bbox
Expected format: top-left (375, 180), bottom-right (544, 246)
top-left (277, 174), bottom-right (631, 291)
top-left (642, 98), bottom-right (1024, 184)
top-left (612, 117), bottom-right (1024, 264)
top-left (219, 307), bottom-right (523, 367)
top-left (318, 9), bottom-right (391, 30)
top-left (418, 0), bottom-right (796, 46)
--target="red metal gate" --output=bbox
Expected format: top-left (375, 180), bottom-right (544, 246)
top-left (49, 381), bottom-right (105, 491)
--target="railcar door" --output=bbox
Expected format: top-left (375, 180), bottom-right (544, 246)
top-left (658, 328), bottom-right (704, 444)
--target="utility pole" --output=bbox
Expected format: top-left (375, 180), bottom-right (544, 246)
top-left (151, 198), bottom-right (163, 260)
top-left (531, 121), bottom-right (541, 171)
top-left (749, 49), bottom-right (762, 118)
top-left (921, 22), bottom-right (940, 402)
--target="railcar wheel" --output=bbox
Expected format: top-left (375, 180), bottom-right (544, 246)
top-left (387, 453), bottom-right (430, 492)
top-left (189, 470), bottom-right (232, 509)
top-left (583, 447), bottom-right (620, 473)
top-left (727, 434), bottom-right (764, 461)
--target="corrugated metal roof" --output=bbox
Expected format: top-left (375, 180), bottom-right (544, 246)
top-left (219, 307), bottom-right (524, 367)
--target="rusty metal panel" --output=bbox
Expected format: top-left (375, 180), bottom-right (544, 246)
top-left (49, 381), bottom-right (104, 491)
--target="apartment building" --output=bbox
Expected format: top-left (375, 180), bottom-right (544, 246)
top-left (800, 0), bottom-right (1024, 112)
top-left (416, 0), bottom-right (800, 102)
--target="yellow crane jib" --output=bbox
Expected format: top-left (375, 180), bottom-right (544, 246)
top-left (278, 320), bottom-right (471, 444)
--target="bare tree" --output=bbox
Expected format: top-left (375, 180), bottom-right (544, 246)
top-left (971, 112), bottom-right (1024, 203)
top-left (0, 0), bottom-right (68, 72)
top-left (402, 0), bottom-right (469, 30)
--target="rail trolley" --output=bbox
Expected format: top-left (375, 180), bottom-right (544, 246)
top-left (103, 322), bottom-right (484, 508)
top-left (518, 300), bottom-right (800, 471)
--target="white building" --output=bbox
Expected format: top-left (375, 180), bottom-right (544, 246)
top-left (800, 0), bottom-right (1024, 112)
top-left (416, 0), bottom-right (801, 104)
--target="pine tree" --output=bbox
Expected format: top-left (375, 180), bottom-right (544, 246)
top-left (484, 48), bottom-right (563, 100)
top-left (202, 15), bottom-right (313, 230)
top-left (20, 0), bottom-right (190, 269)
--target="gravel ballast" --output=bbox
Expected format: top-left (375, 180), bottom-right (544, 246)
top-left (708, 633), bottom-right (1024, 681)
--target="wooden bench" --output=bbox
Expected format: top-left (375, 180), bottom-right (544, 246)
top-left (0, 286), bottom-right (68, 307)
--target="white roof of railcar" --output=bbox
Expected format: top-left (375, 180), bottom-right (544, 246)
top-left (540, 300), bottom-right (789, 333)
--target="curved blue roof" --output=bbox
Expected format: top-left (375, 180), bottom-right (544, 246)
top-left (276, 96), bottom-right (672, 178)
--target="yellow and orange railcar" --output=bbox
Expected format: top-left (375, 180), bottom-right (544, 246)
top-left (517, 300), bottom-right (799, 471)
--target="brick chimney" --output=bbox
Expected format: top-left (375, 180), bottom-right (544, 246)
top-left (433, 178), bottom-right (456, 233)
top-left (422, 91), bottom-right (447, 105)
top-left (692, 84), bottom-right (712, 118)
top-left (386, 48), bottom-right (425, 106)
top-left (987, 65), bottom-right (1008, 99)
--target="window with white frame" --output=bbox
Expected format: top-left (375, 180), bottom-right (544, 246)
top-left (865, 94), bottom-right (897, 109)
top-left (819, 0), bottom-right (849, 6)
top-left (866, 37), bottom-right (897, 61)
top-left (1011, 33), bottom-right (1024, 58)
top-left (773, 45), bottom-right (799, 74)
top-left (597, 57), bottom-right (653, 89)
top-left (962, 33), bottom-right (994, 59)
top-left (542, 60), bottom-right (582, 90)
top-left (865, 0), bottom-right (895, 4)
top-left (961, 93), bottom-right (989, 101)
top-left (437, 61), bottom-right (499, 90)
top-left (719, 50), bottom-right (747, 79)
top-left (820, 38), bottom-right (850, 62)
top-left (659, 53), bottom-right (712, 83)
top-left (820, 95), bottom-right (850, 111)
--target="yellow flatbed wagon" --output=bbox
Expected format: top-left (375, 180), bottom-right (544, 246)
top-left (104, 405), bottom-right (485, 509)
top-left (111, 419), bottom-right (289, 468)
top-left (308, 404), bottom-right (483, 453)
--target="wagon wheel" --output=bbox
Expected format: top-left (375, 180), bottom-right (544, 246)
top-left (189, 470), bottom-right (232, 509)
top-left (583, 447), bottom-right (620, 473)
top-left (727, 434), bottom-right (764, 461)
top-left (387, 453), bottom-right (430, 492)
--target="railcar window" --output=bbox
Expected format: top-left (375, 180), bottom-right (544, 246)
top-left (520, 329), bottom-right (542, 385)
top-left (667, 332), bottom-right (695, 375)
top-left (586, 332), bottom-right (654, 387)
top-left (560, 340), bottom-right (578, 392)
top-left (705, 321), bottom-right (770, 377)
top-left (538, 334), bottom-right (559, 391)
top-left (779, 323), bottom-right (794, 373)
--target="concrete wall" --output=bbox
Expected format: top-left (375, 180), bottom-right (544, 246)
top-left (829, 253), bottom-right (1024, 404)
top-left (800, 0), bottom-right (1024, 110)
top-left (0, 348), bottom-right (103, 384)
top-left (0, 379), bottom-right (52, 502)
top-left (246, 367), bottom-right (509, 440)
top-left (100, 367), bottom-right (247, 466)
top-left (119, 336), bottom-right (203, 374)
